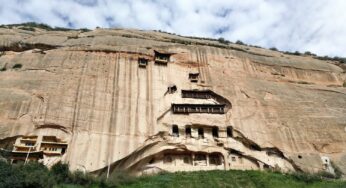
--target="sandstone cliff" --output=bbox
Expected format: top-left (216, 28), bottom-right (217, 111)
top-left (0, 26), bottom-right (345, 176)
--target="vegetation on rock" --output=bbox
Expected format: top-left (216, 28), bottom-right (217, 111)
top-left (0, 160), bottom-right (345, 188)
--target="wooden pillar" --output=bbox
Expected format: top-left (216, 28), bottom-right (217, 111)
top-left (192, 153), bottom-right (195, 166)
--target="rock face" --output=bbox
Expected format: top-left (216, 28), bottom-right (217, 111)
top-left (0, 26), bottom-right (345, 176)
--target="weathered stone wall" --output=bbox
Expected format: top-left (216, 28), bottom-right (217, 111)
top-left (0, 27), bottom-right (345, 176)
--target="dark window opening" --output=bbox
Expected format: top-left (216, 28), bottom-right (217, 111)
top-left (172, 104), bottom-right (225, 114)
top-left (195, 154), bottom-right (206, 161)
top-left (149, 158), bottom-right (155, 164)
top-left (172, 125), bottom-right (179, 137)
top-left (183, 156), bottom-right (191, 164)
top-left (185, 127), bottom-right (191, 138)
top-left (154, 51), bottom-right (170, 64)
top-left (181, 90), bottom-right (212, 99)
top-left (212, 127), bottom-right (219, 138)
top-left (167, 85), bottom-right (177, 94)
top-left (298, 155), bottom-right (302, 159)
top-left (227, 126), bottom-right (233, 138)
top-left (188, 73), bottom-right (199, 82)
top-left (198, 128), bottom-right (204, 139)
top-left (25, 143), bottom-right (34, 146)
top-left (138, 58), bottom-right (148, 67)
top-left (194, 154), bottom-right (207, 166)
top-left (209, 154), bottom-right (222, 165)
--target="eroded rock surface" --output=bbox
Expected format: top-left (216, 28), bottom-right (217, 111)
top-left (0, 27), bottom-right (345, 176)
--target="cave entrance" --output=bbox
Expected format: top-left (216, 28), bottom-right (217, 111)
top-left (212, 127), bottom-right (219, 138)
top-left (209, 154), bottom-right (222, 166)
top-left (227, 126), bottom-right (233, 138)
top-left (185, 126), bottom-right (191, 138)
top-left (194, 153), bottom-right (207, 166)
top-left (172, 125), bottom-right (179, 137)
top-left (198, 128), bottom-right (204, 139)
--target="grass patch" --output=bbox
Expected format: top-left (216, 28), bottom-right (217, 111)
top-left (124, 170), bottom-right (346, 188)
top-left (0, 160), bottom-right (345, 188)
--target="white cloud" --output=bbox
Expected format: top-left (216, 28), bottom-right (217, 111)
top-left (0, 0), bottom-right (345, 56)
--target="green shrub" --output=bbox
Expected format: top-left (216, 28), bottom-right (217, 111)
top-left (50, 162), bottom-right (70, 184)
top-left (316, 171), bottom-right (336, 179)
top-left (18, 162), bottom-right (55, 188)
top-left (79, 28), bottom-right (91, 32)
top-left (69, 170), bottom-right (94, 186)
top-left (218, 37), bottom-right (230, 45)
top-left (235, 40), bottom-right (245, 45)
top-left (331, 161), bottom-right (343, 178)
top-left (304, 51), bottom-right (316, 56)
top-left (12, 64), bottom-right (22, 69)
top-left (270, 47), bottom-right (278, 51)
top-left (106, 170), bottom-right (135, 187)
top-left (0, 160), bottom-right (23, 188)
top-left (343, 82), bottom-right (346, 87)
top-left (293, 51), bottom-right (301, 55)
top-left (20, 27), bottom-right (35, 32)
top-left (290, 171), bottom-right (322, 183)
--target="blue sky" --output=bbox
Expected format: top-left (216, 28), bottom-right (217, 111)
top-left (1, 0), bottom-right (346, 57)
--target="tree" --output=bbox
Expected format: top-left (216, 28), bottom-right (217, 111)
top-left (235, 40), bottom-right (245, 45)
top-left (50, 162), bottom-right (70, 184)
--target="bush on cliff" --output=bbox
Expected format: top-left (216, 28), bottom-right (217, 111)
top-left (0, 160), bottom-right (345, 188)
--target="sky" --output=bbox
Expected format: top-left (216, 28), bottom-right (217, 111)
top-left (0, 0), bottom-right (345, 57)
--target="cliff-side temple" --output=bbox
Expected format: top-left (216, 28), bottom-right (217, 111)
top-left (0, 27), bottom-right (345, 177)
top-left (1, 135), bottom-right (68, 166)
top-left (154, 50), bottom-right (171, 65)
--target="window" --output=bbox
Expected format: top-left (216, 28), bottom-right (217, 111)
top-left (227, 126), bottom-right (233, 138)
top-left (209, 154), bottom-right (222, 165)
top-left (183, 156), bottom-right (191, 164)
top-left (195, 154), bottom-right (206, 161)
top-left (167, 85), bottom-right (177, 94)
top-left (154, 51), bottom-right (170, 64)
top-left (138, 58), bottom-right (148, 67)
top-left (198, 128), bottom-right (204, 139)
top-left (25, 143), bottom-right (34, 146)
top-left (194, 154), bottom-right (207, 166)
top-left (185, 126), bottom-right (191, 138)
top-left (172, 125), bottom-right (179, 137)
top-left (212, 127), bottom-right (219, 138)
top-left (188, 73), bottom-right (199, 82)
top-left (231, 157), bottom-right (236, 161)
